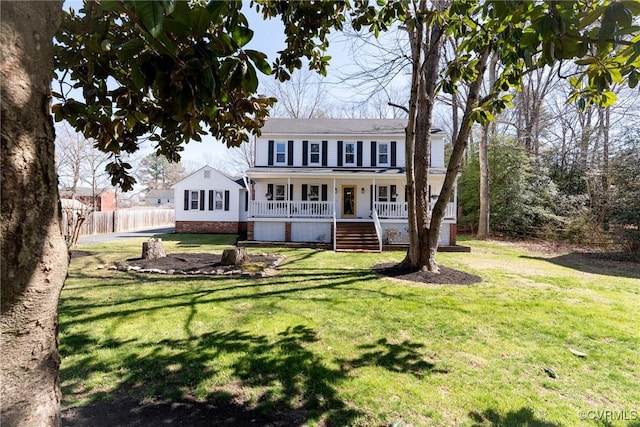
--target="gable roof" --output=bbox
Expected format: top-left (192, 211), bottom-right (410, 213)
top-left (172, 165), bottom-right (244, 188)
top-left (261, 118), bottom-right (443, 136)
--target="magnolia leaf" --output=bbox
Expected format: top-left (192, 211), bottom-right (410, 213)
top-left (231, 25), bottom-right (254, 48)
top-left (135, 1), bottom-right (166, 38)
top-left (190, 6), bottom-right (212, 35)
top-left (241, 62), bottom-right (259, 93)
top-left (245, 49), bottom-right (272, 75)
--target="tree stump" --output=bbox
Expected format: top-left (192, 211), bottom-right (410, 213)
top-left (220, 247), bottom-right (248, 266)
top-left (141, 238), bottom-right (166, 259)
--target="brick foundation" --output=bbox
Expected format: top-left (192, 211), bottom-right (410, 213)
top-left (176, 221), bottom-right (239, 234)
top-left (285, 222), bottom-right (292, 242)
top-left (247, 221), bottom-right (254, 240)
top-left (449, 224), bottom-right (457, 246)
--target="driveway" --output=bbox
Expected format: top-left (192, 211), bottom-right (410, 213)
top-left (77, 227), bottom-right (175, 245)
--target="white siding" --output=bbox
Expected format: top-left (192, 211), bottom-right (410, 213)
top-left (291, 222), bottom-right (331, 243)
top-left (254, 222), bottom-right (285, 241)
top-left (380, 222), bottom-right (450, 246)
top-left (431, 138), bottom-right (445, 168)
top-left (173, 166), bottom-right (243, 222)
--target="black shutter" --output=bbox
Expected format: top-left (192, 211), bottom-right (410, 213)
top-left (208, 190), bottom-right (214, 210)
top-left (337, 141), bottom-right (343, 166)
top-left (244, 191), bottom-right (248, 211)
top-left (391, 141), bottom-right (397, 167)
top-left (357, 141), bottom-right (363, 166)
top-left (321, 184), bottom-right (328, 201)
top-left (370, 141), bottom-right (377, 166)
top-left (184, 190), bottom-right (189, 210)
top-left (199, 190), bottom-right (205, 210)
top-left (404, 185), bottom-right (408, 202)
top-left (287, 140), bottom-right (294, 166)
top-left (302, 140), bottom-right (308, 166)
top-left (224, 190), bottom-right (230, 211)
top-left (391, 185), bottom-right (397, 202)
top-left (289, 184), bottom-right (293, 200)
top-left (267, 184), bottom-right (273, 200)
top-left (268, 140), bottom-right (274, 166)
top-left (322, 140), bottom-right (328, 166)
top-left (302, 184), bottom-right (308, 201)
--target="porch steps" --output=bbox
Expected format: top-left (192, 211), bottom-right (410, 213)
top-left (335, 222), bottom-right (380, 252)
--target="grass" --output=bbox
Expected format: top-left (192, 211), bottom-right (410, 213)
top-left (59, 234), bottom-right (640, 426)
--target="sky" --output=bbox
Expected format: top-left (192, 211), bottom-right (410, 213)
top-left (58, 1), bottom-right (365, 174)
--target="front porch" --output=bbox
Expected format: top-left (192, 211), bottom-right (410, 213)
top-left (248, 200), bottom-right (456, 222)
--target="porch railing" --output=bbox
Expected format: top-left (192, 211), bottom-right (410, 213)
top-left (374, 201), bottom-right (456, 220)
top-left (250, 201), bottom-right (334, 218)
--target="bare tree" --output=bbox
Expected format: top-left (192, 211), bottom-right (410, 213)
top-left (226, 139), bottom-right (255, 174)
top-left (55, 123), bottom-right (111, 207)
top-left (262, 68), bottom-right (331, 118)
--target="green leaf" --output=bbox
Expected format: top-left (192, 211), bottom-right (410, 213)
top-left (245, 49), bottom-right (272, 75)
top-left (241, 62), bottom-right (258, 93)
top-left (119, 39), bottom-right (145, 61)
top-left (131, 66), bottom-right (145, 89)
top-left (189, 6), bottom-right (212, 35)
top-left (134, 1), bottom-right (166, 38)
top-left (574, 57), bottom-right (598, 66)
top-left (231, 26), bottom-right (254, 48)
top-left (206, 0), bottom-right (226, 17)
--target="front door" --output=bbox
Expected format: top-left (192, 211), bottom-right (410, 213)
top-left (342, 185), bottom-right (357, 218)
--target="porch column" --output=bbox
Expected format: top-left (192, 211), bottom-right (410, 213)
top-left (287, 177), bottom-right (291, 218)
top-left (372, 178), bottom-right (376, 216)
top-left (332, 178), bottom-right (336, 217)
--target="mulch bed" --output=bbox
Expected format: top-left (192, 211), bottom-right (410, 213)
top-left (126, 253), bottom-right (278, 272)
top-left (373, 263), bottom-right (482, 285)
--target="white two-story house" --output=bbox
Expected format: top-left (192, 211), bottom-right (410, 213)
top-left (246, 118), bottom-right (457, 251)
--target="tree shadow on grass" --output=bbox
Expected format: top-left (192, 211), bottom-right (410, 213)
top-left (61, 325), bottom-right (361, 426)
top-left (468, 407), bottom-right (561, 427)
top-left (520, 252), bottom-right (640, 280)
top-left (61, 324), bottom-right (447, 426)
top-left (338, 338), bottom-right (448, 378)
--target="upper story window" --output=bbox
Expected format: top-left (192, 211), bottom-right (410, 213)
top-left (344, 142), bottom-right (356, 165)
top-left (310, 143), bottom-right (320, 164)
top-left (204, 170), bottom-right (211, 178)
top-left (190, 190), bottom-right (199, 210)
top-left (378, 143), bottom-right (389, 165)
top-left (275, 185), bottom-right (286, 201)
top-left (276, 142), bottom-right (286, 164)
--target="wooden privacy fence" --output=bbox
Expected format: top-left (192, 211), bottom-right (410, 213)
top-left (61, 209), bottom-right (175, 236)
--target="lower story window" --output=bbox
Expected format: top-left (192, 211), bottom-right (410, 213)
top-left (378, 186), bottom-right (388, 202)
top-left (308, 185), bottom-right (319, 201)
top-left (275, 185), bottom-right (286, 201)
top-left (190, 191), bottom-right (199, 209)
top-left (214, 190), bottom-right (223, 210)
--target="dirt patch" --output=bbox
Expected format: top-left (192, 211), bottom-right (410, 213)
top-left (114, 252), bottom-right (283, 276)
top-left (70, 250), bottom-right (97, 259)
top-left (373, 263), bottom-right (482, 285)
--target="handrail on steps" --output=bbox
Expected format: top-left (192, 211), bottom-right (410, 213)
top-left (332, 211), bottom-right (337, 252)
top-left (371, 209), bottom-right (382, 252)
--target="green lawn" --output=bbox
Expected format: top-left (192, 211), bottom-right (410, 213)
top-left (59, 234), bottom-right (640, 426)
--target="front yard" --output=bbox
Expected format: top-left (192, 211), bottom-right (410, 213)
top-left (59, 234), bottom-right (639, 426)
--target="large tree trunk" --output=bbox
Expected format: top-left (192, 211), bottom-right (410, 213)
top-left (477, 123), bottom-right (490, 239)
top-left (1, 2), bottom-right (67, 426)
